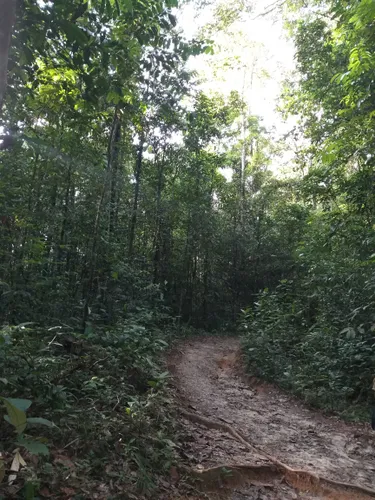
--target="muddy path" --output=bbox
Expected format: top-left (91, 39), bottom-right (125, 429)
top-left (168, 337), bottom-right (375, 499)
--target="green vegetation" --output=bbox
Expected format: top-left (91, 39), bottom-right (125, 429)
top-left (1, 0), bottom-right (375, 496)
top-left (242, 0), bottom-right (375, 418)
top-left (0, 315), bottom-right (176, 497)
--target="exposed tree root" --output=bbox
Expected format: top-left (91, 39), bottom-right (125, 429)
top-left (191, 463), bottom-right (281, 489)
top-left (180, 409), bottom-right (375, 498)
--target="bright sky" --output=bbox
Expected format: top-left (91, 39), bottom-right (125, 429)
top-left (178, 0), bottom-right (297, 174)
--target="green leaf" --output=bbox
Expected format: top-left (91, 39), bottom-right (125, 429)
top-left (109, 0), bottom-right (121, 14)
top-left (24, 481), bottom-right (36, 500)
top-left (157, 339), bottom-right (168, 347)
top-left (6, 398), bottom-right (32, 411)
top-left (340, 327), bottom-right (356, 339)
top-left (99, 0), bottom-right (106, 14)
top-left (168, 13), bottom-right (177, 27)
top-left (16, 436), bottom-right (49, 456)
top-left (60, 20), bottom-right (88, 45)
top-left (1, 398), bottom-right (28, 434)
top-left (84, 322), bottom-right (93, 335)
top-left (72, 2), bottom-right (89, 20)
top-left (26, 417), bottom-right (54, 427)
top-left (122, 0), bottom-right (132, 12)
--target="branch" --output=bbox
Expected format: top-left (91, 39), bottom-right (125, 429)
top-left (251, 0), bottom-right (287, 20)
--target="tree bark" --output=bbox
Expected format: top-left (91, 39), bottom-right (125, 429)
top-left (108, 111), bottom-right (121, 237)
top-left (153, 151), bottom-right (166, 282)
top-left (0, 0), bottom-right (16, 115)
top-left (128, 137), bottom-right (144, 258)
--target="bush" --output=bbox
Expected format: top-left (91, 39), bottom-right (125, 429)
top-left (0, 309), bottom-right (177, 498)
top-left (241, 249), bottom-right (375, 417)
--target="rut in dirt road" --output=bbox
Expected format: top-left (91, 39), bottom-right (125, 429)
top-left (170, 337), bottom-right (375, 499)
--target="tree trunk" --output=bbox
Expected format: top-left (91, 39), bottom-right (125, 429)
top-left (177, 216), bottom-right (191, 332)
top-left (58, 164), bottom-right (72, 264)
top-left (108, 112), bottom-right (121, 237)
top-left (0, 0), bottom-right (16, 115)
top-left (128, 137), bottom-right (144, 258)
top-left (81, 113), bottom-right (118, 331)
top-left (203, 249), bottom-right (209, 327)
top-left (153, 152), bottom-right (166, 282)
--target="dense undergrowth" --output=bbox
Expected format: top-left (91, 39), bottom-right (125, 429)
top-left (0, 309), bottom-right (181, 499)
top-left (241, 211), bottom-right (375, 420)
top-left (240, 0), bottom-right (375, 423)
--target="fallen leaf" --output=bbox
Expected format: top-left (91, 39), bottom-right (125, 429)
top-left (8, 473), bottom-right (17, 485)
top-left (170, 466), bottom-right (179, 483)
top-left (54, 455), bottom-right (75, 469)
top-left (39, 487), bottom-right (52, 497)
top-left (8, 450), bottom-right (27, 484)
top-left (17, 452), bottom-right (26, 467)
top-left (60, 487), bottom-right (76, 496)
top-left (159, 478), bottom-right (170, 489)
top-left (10, 452), bottom-right (21, 472)
top-left (30, 454), bottom-right (39, 466)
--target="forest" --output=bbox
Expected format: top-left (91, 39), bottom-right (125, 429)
top-left (1, 0), bottom-right (375, 498)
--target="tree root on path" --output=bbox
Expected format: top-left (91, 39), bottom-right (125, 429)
top-left (180, 409), bottom-right (375, 499)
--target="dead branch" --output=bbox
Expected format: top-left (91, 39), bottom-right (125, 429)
top-left (251, 0), bottom-right (287, 20)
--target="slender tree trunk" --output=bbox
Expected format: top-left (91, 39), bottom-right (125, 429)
top-left (231, 208), bottom-right (239, 322)
top-left (108, 111), bottom-right (121, 237)
top-left (177, 215), bottom-right (191, 332)
top-left (153, 151), bottom-right (166, 282)
top-left (17, 153), bottom-right (40, 280)
top-left (203, 249), bottom-right (209, 327)
top-left (44, 181), bottom-right (58, 273)
top-left (81, 112), bottom-right (120, 331)
top-left (240, 66), bottom-right (248, 224)
top-left (190, 253), bottom-right (197, 323)
top-left (58, 164), bottom-right (72, 263)
top-left (241, 110), bottom-right (246, 221)
top-left (128, 136), bottom-right (144, 258)
top-left (0, 0), bottom-right (16, 115)
top-left (81, 180), bottom-right (108, 332)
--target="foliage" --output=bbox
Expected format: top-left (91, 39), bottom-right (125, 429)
top-left (4, 0), bottom-right (375, 494)
top-left (0, 0), bottom-right (296, 494)
top-left (242, 0), bottom-right (375, 418)
top-left (241, 251), bottom-right (375, 416)
top-left (0, 311), bottom-right (176, 497)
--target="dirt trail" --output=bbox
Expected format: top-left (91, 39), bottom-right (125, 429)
top-left (169, 337), bottom-right (375, 499)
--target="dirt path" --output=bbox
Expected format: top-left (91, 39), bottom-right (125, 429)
top-left (169, 337), bottom-right (375, 499)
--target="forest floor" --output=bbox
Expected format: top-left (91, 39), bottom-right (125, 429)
top-left (168, 337), bottom-right (375, 499)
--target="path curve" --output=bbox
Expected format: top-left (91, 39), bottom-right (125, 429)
top-left (169, 337), bottom-right (375, 499)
